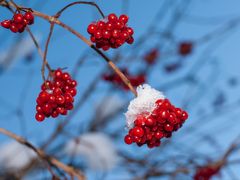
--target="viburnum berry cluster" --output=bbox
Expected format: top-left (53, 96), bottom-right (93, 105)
top-left (102, 69), bottom-right (145, 90)
top-left (87, 13), bottom-right (134, 50)
top-left (178, 42), bottom-right (193, 56)
top-left (35, 69), bottom-right (77, 122)
top-left (194, 166), bottom-right (220, 180)
top-left (124, 84), bottom-right (188, 148)
top-left (1, 11), bottom-right (34, 33)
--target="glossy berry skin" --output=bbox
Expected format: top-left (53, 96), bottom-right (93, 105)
top-left (119, 14), bottom-right (128, 24)
top-left (1, 20), bottom-right (11, 29)
top-left (124, 98), bottom-right (188, 148)
top-left (13, 13), bottom-right (24, 23)
top-left (35, 113), bottom-right (45, 122)
top-left (24, 12), bottom-right (34, 24)
top-left (1, 11), bottom-right (34, 33)
top-left (35, 69), bottom-right (77, 122)
top-left (10, 23), bottom-right (18, 33)
top-left (87, 13), bottom-right (134, 50)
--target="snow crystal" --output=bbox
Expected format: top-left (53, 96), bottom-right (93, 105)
top-left (64, 132), bottom-right (118, 171)
top-left (125, 84), bottom-right (165, 128)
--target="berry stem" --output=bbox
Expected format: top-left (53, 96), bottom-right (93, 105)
top-left (55, 1), bottom-right (105, 18)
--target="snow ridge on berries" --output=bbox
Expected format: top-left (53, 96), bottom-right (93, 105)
top-left (35, 69), bottom-right (77, 122)
top-left (124, 84), bottom-right (188, 148)
top-left (87, 13), bottom-right (134, 51)
top-left (1, 11), bottom-right (34, 33)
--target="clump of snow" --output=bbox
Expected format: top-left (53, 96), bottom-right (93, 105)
top-left (125, 84), bottom-right (165, 128)
top-left (64, 132), bottom-right (118, 171)
top-left (0, 141), bottom-right (37, 171)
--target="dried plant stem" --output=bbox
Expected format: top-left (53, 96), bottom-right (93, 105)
top-left (0, 128), bottom-right (85, 180)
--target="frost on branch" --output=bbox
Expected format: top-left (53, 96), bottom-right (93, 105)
top-left (0, 141), bottom-right (37, 171)
top-left (64, 133), bottom-right (118, 170)
top-left (124, 84), bottom-right (188, 148)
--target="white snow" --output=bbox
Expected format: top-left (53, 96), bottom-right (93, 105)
top-left (64, 132), bottom-right (118, 171)
top-left (0, 140), bottom-right (37, 171)
top-left (125, 84), bottom-right (165, 128)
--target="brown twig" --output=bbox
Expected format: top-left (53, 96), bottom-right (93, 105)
top-left (0, 128), bottom-right (85, 180)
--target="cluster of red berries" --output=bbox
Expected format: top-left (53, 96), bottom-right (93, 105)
top-left (1, 11), bottom-right (34, 33)
top-left (87, 13), bottom-right (134, 50)
top-left (178, 42), bottom-right (193, 56)
top-left (35, 69), bottom-right (77, 122)
top-left (144, 48), bottom-right (159, 65)
top-left (124, 99), bottom-right (188, 148)
top-left (194, 166), bottom-right (220, 180)
top-left (102, 69), bottom-right (145, 90)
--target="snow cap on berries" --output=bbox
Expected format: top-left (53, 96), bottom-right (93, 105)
top-left (125, 84), bottom-right (165, 128)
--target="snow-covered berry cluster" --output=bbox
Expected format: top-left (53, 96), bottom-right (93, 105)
top-left (1, 11), bottom-right (34, 33)
top-left (124, 84), bottom-right (188, 148)
top-left (35, 69), bottom-right (77, 122)
top-left (194, 166), bottom-right (220, 180)
top-left (102, 69), bottom-right (145, 90)
top-left (87, 13), bottom-right (134, 51)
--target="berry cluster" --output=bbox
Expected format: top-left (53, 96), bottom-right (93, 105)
top-left (35, 69), bottom-right (77, 122)
top-left (87, 13), bottom-right (134, 50)
top-left (144, 48), bottom-right (159, 65)
top-left (124, 99), bottom-right (188, 148)
top-left (102, 69), bottom-right (145, 90)
top-left (194, 166), bottom-right (220, 180)
top-left (1, 11), bottom-right (34, 33)
top-left (178, 42), bottom-right (193, 56)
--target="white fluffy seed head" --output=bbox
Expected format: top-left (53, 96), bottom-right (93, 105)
top-left (125, 84), bottom-right (165, 128)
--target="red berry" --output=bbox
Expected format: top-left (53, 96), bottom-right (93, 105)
top-left (126, 27), bottom-right (134, 36)
top-left (56, 95), bottom-right (65, 105)
top-left (87, 23), bottom-right (97, 34)
top-left (24, 12), bottom-right (34, 22)
top-left (126, 36), bottom-right (134, 44)
top-left (131, 127), bottom-right (144, 137)
top-left (13, 13), bottom-right (24, 23)
top-left (124, 135), bottom-right (132, 144)
top-left (54, 69), bottom-right (62, 78)
top-left (10, 23), bottom-right (18, 33)
top-left (108, 13), bottom-right (118, 22)
top-left (68, 88), bottom-right (77, 97)
top-left (62, 72), bottom-right (71, 81)
top-left (119, 14), bottom-right (128, 24)
top-left (181, 111), bottom-right (188, 121)
top-left (1, 20), bottom-right (11, 29)
top-left (97, 21), bottom-right (105, 29)
top-left (164, 124), bottom-right (173, 132)
top-left (35, 113), bottom-right (45, 122)
top-left (94, 30), bottom-right (102, 39)
top-left (102, 30), bottom-right (111, 39)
